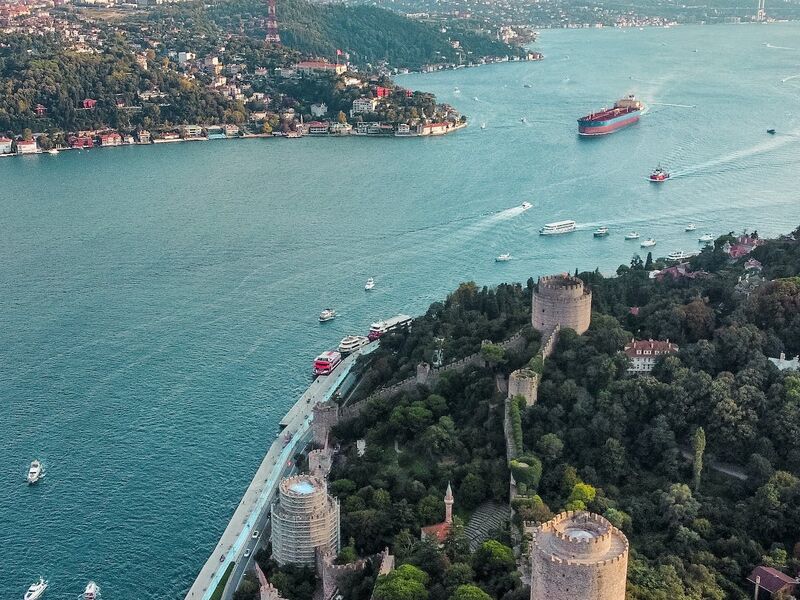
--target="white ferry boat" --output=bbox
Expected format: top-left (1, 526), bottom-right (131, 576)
top-left (496, 253), bottom-right (511, 262)
top-left (338, 335), bottom-right (370, 355)
top-left (539, 220), bottom-right (577, 235)
top-left (685, 223), bottom-right (697, 232)
top-left (318, 308), bottom-right (336, 322)
top-left (364, 277), bottom-right (375, 291)
top-left (698, 233), bottom-right (714, 243)
top-left (82, 581), bottom-right (100, 600)
top-left (24, 578), bottom-right (48, 600)
top-left (313, 350), bottom-right (342, 376)
top-left (640, 238), bottom-right (657, 248)
top-left (625, 232), bottom-right (640, 240)
top-left (27, 460), bottom-right (42, 485)
top-left (667, 250), bottom-right (692, 261)
top-left (520, 201), bottom-right (532, 211)
top-left (368, 314), bottom-right (413, 341)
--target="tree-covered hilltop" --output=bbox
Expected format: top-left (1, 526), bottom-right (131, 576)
top-left (308, 226), bottom-right (800, 600)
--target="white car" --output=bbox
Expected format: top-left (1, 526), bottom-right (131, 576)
top-left (244, 548), bottom-right (251, 558)
top-left (251, 530), bottom-right (259, 539)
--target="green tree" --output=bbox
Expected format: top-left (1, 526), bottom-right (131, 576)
top-left (692, 427), bottom-right (706, 493)
top-left (373, 564), bottom-right (429, 600)
top-left (450, 585), bottom-right (492, 600)
top-left (537, 433), bottom-right (563, 462)
top-left (481, 343), bottom-right (506, 368)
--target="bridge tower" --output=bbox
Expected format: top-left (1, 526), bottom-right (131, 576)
top-left (266, 0), bottom-right (281, 44)
top-left (756, 0), bottom-right (766, 21)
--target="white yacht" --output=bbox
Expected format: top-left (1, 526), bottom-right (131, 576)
top-left (593, 226), bottom-right (609, 238)
top-left (82, 581), bottom-right (100, 600)
top-left (685, 223), bottom-right (697, 232)
top-left (364, 277), bottom-right (375, 291)
top-left (667, 250), bottom-right (692, 261)
top-left (540, 220), bottom-right (577, 235)
top-left (698, 233), bottom-right (714, 243)
top-left (27, 460), bottom-right (43, 485)
top-left (47, 149), bottom-right (58, 155)
top-left (496, 253), bottom-right (511, 262)
top-left (624, 232), bottom-right (640, 240)
top-left (318, 308), bottom-right (336, 322)
top-left (338, 335), bottom-right (370, 355)
top-left (24, 578), bottom-right (48, 600)
top-left (640, 238), bottom-right (657, 248)
top-left (520, 201), bottom-right (532, 211)
top-left (480, 122), bottom-right (486, 130)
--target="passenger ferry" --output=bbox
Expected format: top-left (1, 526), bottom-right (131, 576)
top-left (640, 238), bottom-right (657, 248)
top-left (367, 314), bottom-right (413, 341)
top-left (24, 578), bottom-right (48, 600)
top-left (666, 250), bottom-right (694, 261)
top-left (318, 308), bottom-right (336, 322)
top-left (27, 460), bottom-right (43, 485)
top-left (338, 335), bottom-right (370, 356)
top-left (625, 232), bottom-right (640, 240)
top-left (313, 351), bottom-right (342, 376)
top-left (539, 220), bottom-right (577, 235)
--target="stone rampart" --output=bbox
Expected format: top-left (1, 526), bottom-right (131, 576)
top-left (309, 447), bottom-right (333, 479)
top-left (312, 402), bottom-right (339, 447)
top-left (532, 275), bottom-right (591, 335)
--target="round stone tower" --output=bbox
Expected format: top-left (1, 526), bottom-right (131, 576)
top-left (532, 274), bottom-right (592, 335)
top-left (530, 511), bottom-right (629, 600)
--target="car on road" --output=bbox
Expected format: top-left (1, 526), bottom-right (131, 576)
top-left (251, 530), bottom-right (259, 539)
top-left (219, 555), bottom-right (225, 563)
top-left (244, 548), bottom-right (251, 558)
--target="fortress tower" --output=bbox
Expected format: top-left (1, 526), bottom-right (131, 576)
top-left (271, 475), bottom-right (340, 566)
top-left (532, 274), bottom-right (592, 335)
top-left (530, 511), bottom-right (629, 600)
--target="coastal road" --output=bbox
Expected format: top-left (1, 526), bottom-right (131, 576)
top-left (184, 344), bottom-right (377, 600)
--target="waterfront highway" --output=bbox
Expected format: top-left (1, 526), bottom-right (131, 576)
top-left (184, 344), bottom-right (377, 600)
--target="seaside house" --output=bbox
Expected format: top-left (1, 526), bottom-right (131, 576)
top-left (307, 121), bottom-right (330, 135)
top-left (328, 123), bottom-right (352, 136)
top-left (395, 123), bottom-right (412, 136)
top-left (223, 124), bottom-right (240, 137)
top-left (98, 132), bottom-right (123, 146)
top-left (206, 126), bottom-right (226, 140)
top-left (181, 124), bottom-right (204, 139)
top-left (417, 122), bottom-right (450, 136)
top-left (16, 139), bottom-right (38, 154)
top-left (623, 339), bottom-right (679, 373)
top-left (135, 130), bottom-right (151, 144)
top-left (350, 97), bottom-right (378, 117)
top-left (0, 136), bottom-right (13, 154)
top-left (70, 135), bottom-right (95, 149)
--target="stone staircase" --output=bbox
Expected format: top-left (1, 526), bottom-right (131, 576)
top-left (466, 502), bottom-right (511, 551)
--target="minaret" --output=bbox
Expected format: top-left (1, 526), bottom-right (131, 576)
top-left (444, 482), bottom-right (454, 524)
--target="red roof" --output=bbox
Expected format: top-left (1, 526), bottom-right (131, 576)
top-left (624, 339), bottom-right (678, 358)
top-left (420, 522), bottom-right (451, 543)
top-left (747, 566), bottom-right (797, 594)
top-left (0, 136), bottom-right (11, 142)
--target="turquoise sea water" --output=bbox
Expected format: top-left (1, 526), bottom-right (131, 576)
top-left (2, 23), bottom-right (800, 599)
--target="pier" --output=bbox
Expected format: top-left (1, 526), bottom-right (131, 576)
top-left (183, 344), bottom-right (377, 600)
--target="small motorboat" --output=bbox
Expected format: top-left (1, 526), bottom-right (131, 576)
top-left (520, 201), bottom-right (532, 211)
top-left (767, 128), bottom-right (776, 134)
top-left (364, 277), bottom-right (375, 291)
top-left (698, 233), bottom-right (714, 243)
top-left (685, 223), bottom-right (697, 232)
top-left (27, 460), bottom-right (43, 485)
top-left (523, 83), bottom-right (532, 88)
top-left (496, 253), bottom-right (511, 262)
top-left (480, 122), bottom-right (486, 130)
top-left (624, 232), bottom-right (640, 240)
top-left (319, 308), bottom-right (336, 322)
top-left (24, 578), bottom-right (48, 600)
top-left (83, 581), bottom-right (100, 600)
top-left (649, 166), bottom-right (670, 182)
top-left (640, 238), bottom-right (657, 248)
top-left (47, 149), bottom-right (58, 155)
top-left (453, 87), bottom-right (461, 93)
top-left (593, 226), bottom-right (609, 237)
top-left (520, 117), bottom-right (527, 123)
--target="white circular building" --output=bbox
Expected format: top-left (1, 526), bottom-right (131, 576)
top-left (530, 511), bottom-right (628, 600)
top-left (271, 475), bottom-right (340, 566)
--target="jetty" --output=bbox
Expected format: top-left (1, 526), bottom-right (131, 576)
top-left (183, 343), bottom-right (378, 600)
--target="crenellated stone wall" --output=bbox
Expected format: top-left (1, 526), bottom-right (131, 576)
top-left (532, 275), bottom-right (592, 335)
top-left (508, 370), bottom-right (539, 406)
top-left (308, 447), bottom-right (333, 479)
top-left (530, 511), bottom-right (628, 600)
top-left (312, 402), bottom-right (339, 447)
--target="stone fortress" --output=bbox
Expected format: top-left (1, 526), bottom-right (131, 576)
top-left (530, 511), bottom-right (629, 600)
top-left (531, 274), bottom-right (592, 335)
top-left (270, 474), bottom-right (340, 566)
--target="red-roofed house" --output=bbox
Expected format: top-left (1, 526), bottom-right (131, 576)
top-left (82, 98), bottom-right (97, 109)
top-left (744, 258), bottom-right (763, 272)
top-left (725, 234), bottom-right (765, 260)
top-left (15, 139), bottom-right (38, 154)
top-left (70, 135), bottom-right (94, 149)
top-left (624, 339), bottom-right (679, 373)
top-left (418, 122), bottom-right (450, 136)
top-left (375, 86), bottom-right (391, 98)
top-left (99, 132), bottom-right (122, 146)
top-left (420, 483), bottom-right (454, 545)
top-left (748, 566), bottom-right (798, 597)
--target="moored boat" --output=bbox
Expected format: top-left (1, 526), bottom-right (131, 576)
top-left (685, 223), bottom-right (697, 232)
top-left (640, 238), bottom-right (657, 248)
top-left (625, 232), bottom-right (640, 240)
top-left (496, 253), bottom-right (511, 262)
top-left (27, 460), bottom-right (42, 485)
top-left (368, 314), bottom-right (413, 341)
top-left (698, 233), bottom-right (714, 243)
top-left (539, 220), bottom-right (577, 235)
top-left (593, 226), bottom-right (609, 237)
top-left (364, 277), bottom-right (375, 291)
top-left (83, 581), bottom-right (100, 600)
top-left (318, 308), bottom-right (336, 322)
top-left (338, 335), bottom-right (370, 356)
top-left (578, 95), bottom-right (643, 136)
top-left (313, 350), bottom-right (342, 376)
top-left (24, 578), bottom-right (48, 600)
top-left (667, 250), bottom-right (692, 261)
top-left (649, 166), bottom-right (670, 182)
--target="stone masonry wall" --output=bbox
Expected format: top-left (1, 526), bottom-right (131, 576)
top-left (532, 275), bottom-right (592, 335)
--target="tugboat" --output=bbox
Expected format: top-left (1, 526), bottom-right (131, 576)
top-left (24, 578), bottom-right (48, 600)
top-left (496, 253), bottom-right (512, 262)
top-left (27, 460), bottom-right (43, 485)
top-left (624, 232), bottom-right (640, 240)
top-left (649, 166), bottom-right (670, 182)
top-left (318, 308), bottom-right (337, 322)
top-left (82, 581), bottom-right (100, 600)
top-left (593, 226), bottom-right (610, 237)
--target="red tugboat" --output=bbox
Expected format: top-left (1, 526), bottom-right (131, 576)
top-left (649, 166), bottom-right (670, 182)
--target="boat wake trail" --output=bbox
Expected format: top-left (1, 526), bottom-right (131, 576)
top-left (766, 43), bottom-right (796, 50)
top-left (649, 102), bottom-right (696, 108)
top-left (781, 74), bottom-right (800, 83)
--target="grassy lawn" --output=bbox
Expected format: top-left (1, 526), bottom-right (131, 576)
top-left (210, 562), bottom-right (235, 600)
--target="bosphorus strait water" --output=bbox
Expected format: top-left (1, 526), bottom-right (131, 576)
top-left (2, 23), bottom-right (800, 599)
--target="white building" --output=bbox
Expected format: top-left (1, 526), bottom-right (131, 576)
top-left (310, 103), bottom-right (328, 118)
top-left (0, 136), bottom-right (12, 154)
top-left (624, 339), bottom-right (679, 373)
top-left (769, 353), bottom-right (800, 371)
top-left (16, 139), bottom-right (38, 154)
top-left (350, 97), bottom-right (378, 117)
top-left (177, 51), bottom-right (196, 65)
